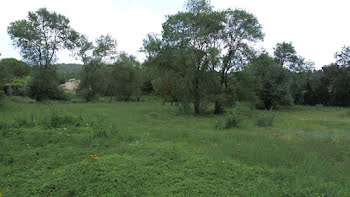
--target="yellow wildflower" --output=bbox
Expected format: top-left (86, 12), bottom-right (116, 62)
top-left (89, 155), bottom-right (98, 161)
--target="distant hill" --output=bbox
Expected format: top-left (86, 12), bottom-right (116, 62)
top-left (55, 63), bottom-right (83, 81)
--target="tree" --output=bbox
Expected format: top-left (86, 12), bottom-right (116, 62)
top-left (214, 9), bottom-right (264, 114)
top-left (76, 34), bottom-right (118, 101)
top-left (25, 67), bottom-right (66, 101)
top-left (142, 34), bottom-right (188, 105)
top-left (157, 0), bottom-right (225, 114)
top-left (8, 8), bottom-right (79, 69)
top-left (0, 58), bottom-right (31, 79)
top-left (273, 42), bottom-right (315, 104)
top-left (0, 58), bottom-right (31, 96)
top-left (335, 46), bottom-right (350, 67)
top-left (321, 64), bottom-right (350, 106)
top-left (106, 53), bottom-right (142, 102)
top-left (274, 42), bottom-right (299, 70)
top-left (8, 8), bottom-right (79, 101)
top-left (245, 54), bottom-right (293, 109)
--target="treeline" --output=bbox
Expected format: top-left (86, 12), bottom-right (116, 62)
top-left (2, 0), bottom-right (350, 114)
top-left (141, 0), bottom-right (350, 114)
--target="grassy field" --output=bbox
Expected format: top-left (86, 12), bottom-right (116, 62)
top-left (0, 97), bottom-right (350, 196)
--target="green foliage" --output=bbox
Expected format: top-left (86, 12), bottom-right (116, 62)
top-left (143, 1), bottom-right (264, 114)
top-left (245, 54), bottom-right (293, 109)
top-left (7, 8), bottom-right (79, 101)
top-left (256, 110), bottom-right (275, 127)
top-left (160, 0), bottom-right (225, 114)
top-left (213, 8), bottom-right (264, 114)
top-left (335, 46), bottom-right (350, 67)
top-left (3, 76), bottom-right (31, 96)
top-left (76, 34), bottom-right (118, 102)
top-left (216, 103), bottom-right (253, 129)
top-left (0, 58), bottom-right (31, 97)
top-left (321, 64), bottom-right (350, 106)
top-left (7, 8), bottom-right (79, 67)
top-left (0, 90), bottom-right (4, 105)
top-left (43, 106), bottom-right (83, 128)
top-left (106, 53), bottom-right (142, 101)
top-left (0, 58), bottom-right (31, 81)
top-left (25, 68), bottom-right (66, 101)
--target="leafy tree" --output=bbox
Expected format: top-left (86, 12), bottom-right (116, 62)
top-left (0, 58), bottom-right (31, 96)
top-left (335, 46), bottom-right (350, 67)
top-left (245, 54), bottom-right (293, 109)
top-left (8, 8), bottom-right (79, 101)
top-left (25, 68), bottom-right (66, 101)
top-left (8, 8), bottom-right (79, 69)
top-left (142, 34), bottom-right (185, 105)
top-left (76, 34), bottom-right (118, 101)
top-left (274, 42), bottom-right (300, 71)
top-left (106, 53), bottom-right (142, 102)
top-left (214, 9), bottom-right (264, 114)
top-left (0, 58), bottom-right (31, 80)
top-left (154, 0), bottom-right (225, 114)
top-left (303, 70), bottom-right (328, 105)
top-left (273, 42), bottom-right (315, 104)
top-left (321, 64), bottom-right (350, 106)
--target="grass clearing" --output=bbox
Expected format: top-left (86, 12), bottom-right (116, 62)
top-left (0, 98), bottom-right (349, 196)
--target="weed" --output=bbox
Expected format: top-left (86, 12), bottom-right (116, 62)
top-left (256, 110), bottom-right (275, 127)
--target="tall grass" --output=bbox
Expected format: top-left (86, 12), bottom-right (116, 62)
top-left (0, 99), bottom-right (349, 196)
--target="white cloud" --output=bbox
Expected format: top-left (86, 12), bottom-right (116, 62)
top-left (212, 0), bottom-right (350, 68)
top-left (1, 0), bottom-right (350, 68)
top-left (0, 0), bottom-right (163, 63)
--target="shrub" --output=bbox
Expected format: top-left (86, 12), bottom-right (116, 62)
top-left (0, 90), bottom-right (4, 105)
top-left (315, 104), bottom-right (324, 110)
top-left (77, 88), bottom-right (97, 102)
top-left (234, 102), bottom-right (254, 117)
top-left (256, 110), bottom-right (275, 127)
top-left (216, 108), bottom-right (245, 129)
top-left (148, 112), bottom-right (160, 119)
top-left (25, 69), bottom-right (66, 101)
top-left (43, 107), bottom-right (83, 128)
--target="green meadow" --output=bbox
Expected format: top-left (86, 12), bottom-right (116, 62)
top-left (0, 97), bottom-right (349, 196)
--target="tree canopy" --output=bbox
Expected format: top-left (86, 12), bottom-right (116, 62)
top-left (8, 8), bottom-right (79, 69)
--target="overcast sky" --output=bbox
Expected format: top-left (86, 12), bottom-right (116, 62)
top-left (1, 0), bottom-right (349, 69)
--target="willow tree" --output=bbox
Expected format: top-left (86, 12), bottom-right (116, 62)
top-left (159, 0), bottom-right (225, 114)
top-left (214, 9), bottom-right (264, 114)
top-left (8, 8), bottom-right (79, 101)
top-left (76, 34), bottom-right (118, 101)
top-left (8, 8), bottom-right (79, 69)
top-left (335, 46), bottom-right (350, 67)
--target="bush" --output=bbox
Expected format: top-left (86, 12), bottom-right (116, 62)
top-left (234, 102), bottom-right (254, 117)
top-left (0, 90), bottom-right (4, 104)
top-left (42, 107), bottom-right (83, 128)
top-left (256, 110), bottom-right (275, 127)
top-left (216, 108), bottom-right (245, 129)
top-left (315, 104), bottom-right (324, 110)
top-left (25, 69), bottom-right (66, 101)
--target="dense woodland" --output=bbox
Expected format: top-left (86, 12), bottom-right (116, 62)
top-left (1, 0), bottom-right (350, 114)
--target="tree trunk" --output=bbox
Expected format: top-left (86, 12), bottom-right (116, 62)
top-left (214, 101), bottom-right (224, 114)
top-left (194, 77), bottom-right (200, 115)
top-left (194, 100), bottom-right (200, 115)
